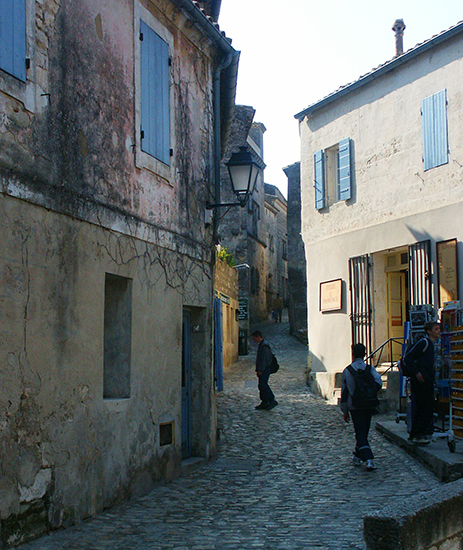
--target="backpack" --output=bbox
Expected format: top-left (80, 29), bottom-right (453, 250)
top-left (398, 338), bottom-right (429, 377)
top-left (347, 364), bottom-right (380, 409)
top-left (270, 353), bottom-right (279, 374)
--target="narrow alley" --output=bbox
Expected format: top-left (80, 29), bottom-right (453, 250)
top-left (17, 318), bottom-right (441, 550)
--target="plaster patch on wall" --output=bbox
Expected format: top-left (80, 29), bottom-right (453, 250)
top-left (19, 468), bottom-right (52, 503)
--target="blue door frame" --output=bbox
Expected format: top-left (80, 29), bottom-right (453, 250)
top-left (214, 298), bottom-right (224, 391)
top-left (181, 311), bottom-right (191, 459)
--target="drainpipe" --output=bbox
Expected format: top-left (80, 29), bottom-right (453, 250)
top-left (212, 51), bottom-right (239, 241)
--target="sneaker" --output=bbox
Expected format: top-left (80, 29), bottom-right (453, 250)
top-left (266, 400), bottom-right (278, 411)
top-left (366, 459), bottom-right (377, 470)
top-left (352, 456), bottom-right (362, 467)
top-left (410, 436), bottom-right (430, 445)
top-left (255, 403), bottom-right (268, 410)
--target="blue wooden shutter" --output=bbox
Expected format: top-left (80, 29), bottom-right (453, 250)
top-left (0, 0), bottom-right (26, 81)
top-left (421, 89), bottom-right (448, 171)
top-left (314, 149), bottom-right (325, 210)
top-left (140, 20), bottom-right (170, 165)
top-left (338, 138), bottom-right (352, 201)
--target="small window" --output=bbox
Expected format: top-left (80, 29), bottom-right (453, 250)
top-left (251, 267), bottom-right (260, 295)
top-left (422, 89), bottom-right (448, 171)
top-left (314, 138), bottom-right (352, 210)
top-left (0, 0), bottom-right (27, 82)
top-left (103, 274), bottom-right (133, 399)
top-left (160, 422), bottom-right (174, 446)
top-left (325, 143), bottom-right (344, 205)
top-left (250, 200), bottom-right (260, 238)
top-left (269, 235), bottom-right (274, 252)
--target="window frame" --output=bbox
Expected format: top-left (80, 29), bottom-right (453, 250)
top-left (421, 89), bottom-right (448, 171)
top-left (0, 0), bottom-right (27, 82)
top-left (134, 2), bottom-right (174, 182)
top-left (314, 137), bottom-right (352, 210)
top-left (0, 0), bottom-right (38, 113)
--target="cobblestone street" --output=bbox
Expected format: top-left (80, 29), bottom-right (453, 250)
top-left (17, 317), bottom-right (441, 550)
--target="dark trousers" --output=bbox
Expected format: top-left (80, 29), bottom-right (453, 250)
top-left (410, 378), bottom-right (434, 438)
top-left (350, 409), bottom-right (374, 461)
top-left (258, 368), bottom-right (275, 405)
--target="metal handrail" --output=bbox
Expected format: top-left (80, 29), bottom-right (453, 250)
top-left (366, 337), bottom-right (404, 375)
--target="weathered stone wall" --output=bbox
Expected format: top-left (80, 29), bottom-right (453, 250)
top-left (1, 0), bottom-right (216, 237)
top-left (0, 194), bottom-right (215, 545)
top-left (0, 0), bottom-right (222, 544)
top-left (284, 162), bottom-right (307, 341)
top-left (264, 185), bottom-right (288, 316)
top-left (218, 107), bottom-right (270, 324)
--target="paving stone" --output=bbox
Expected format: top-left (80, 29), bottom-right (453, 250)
top-left (16, 317), bottom-right (442, 550)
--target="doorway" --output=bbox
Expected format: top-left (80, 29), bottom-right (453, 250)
top-left (181, 311), bottom-right (191, 459)
top-left (386, 271), bottom-right (407, 361)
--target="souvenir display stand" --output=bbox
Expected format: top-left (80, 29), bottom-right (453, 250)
top-left (441, 302), bottom-right (463, 452)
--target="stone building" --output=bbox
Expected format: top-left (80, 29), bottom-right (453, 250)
top-left (264, 183), bottom-right (288, 313)
top-left (295, 20), bottom-right (463, 399)
top-left (284, 162), bottom-right (307, 342)
top-left (0, 0), bottom-right (238, 544)
top-left (218, 108), bottom-right (288, 350)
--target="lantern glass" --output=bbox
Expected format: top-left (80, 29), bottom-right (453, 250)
top-left (225, 146), bottom-right (264, 206)
top-left (228, 164), bottom-right (253, 195)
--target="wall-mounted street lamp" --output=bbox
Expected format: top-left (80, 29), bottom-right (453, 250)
top-left (207, 146), bottom-right (266, 210)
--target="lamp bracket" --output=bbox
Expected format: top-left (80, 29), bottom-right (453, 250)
top-left (205, 201), bottom-right (245, 210)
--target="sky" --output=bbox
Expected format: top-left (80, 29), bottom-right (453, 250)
top-left (219, 0), bottom-right (463, 197)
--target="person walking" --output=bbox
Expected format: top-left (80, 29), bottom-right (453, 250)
top-left (252, 330), bottom-right (278, 410)
top-left (406, 321), bottom-right (441, 444)
top-left (273, 294), bottom-right (284, 323)
top-left (341, 343), bottom-right (382, 470)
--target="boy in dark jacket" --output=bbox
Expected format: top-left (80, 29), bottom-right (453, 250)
top-left (406, 321), bottom-right (441, 444)
top-left (341, 343), bottom-right (382, 470)
top-left (252, 330), bottom-right (278, 411)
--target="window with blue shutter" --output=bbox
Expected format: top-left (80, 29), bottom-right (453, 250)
top-left (0, 0), bottom-right (26, 82)
top-left (338, 138), bottom-right (352, 201)
top-left (140, 20), bottom-right (170, 165)
top-left (314, 149), bottom-right (325, 210)
top-left (421, 89), bottom-right (448, 171)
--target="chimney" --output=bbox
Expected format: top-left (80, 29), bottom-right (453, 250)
top-left (392, 19), bottom-right (406, 56)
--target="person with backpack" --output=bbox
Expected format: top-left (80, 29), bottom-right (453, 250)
top-left (404, 321), bottom-right (441, 444)
top-left (251, 330), bottom-right (278, 411)
top-left (341, 343), bottom-right (382, 470)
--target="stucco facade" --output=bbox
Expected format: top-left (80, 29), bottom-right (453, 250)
top-left (296, 22), bottom-right (463, 398)
top-left (0, 0), bottom-right (237, 544)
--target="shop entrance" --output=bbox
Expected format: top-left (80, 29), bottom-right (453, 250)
top-left (386, 271), bottom-right (407, 360)
top-left (383, 249), bottom-right (409, 361)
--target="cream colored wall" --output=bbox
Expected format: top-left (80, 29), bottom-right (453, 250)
top-left (300, 36), bottom-right (463, 386)
top-left (301, 38), bottom-right (463, 246)
top-left (305, 203), bottom-right (463, 377)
